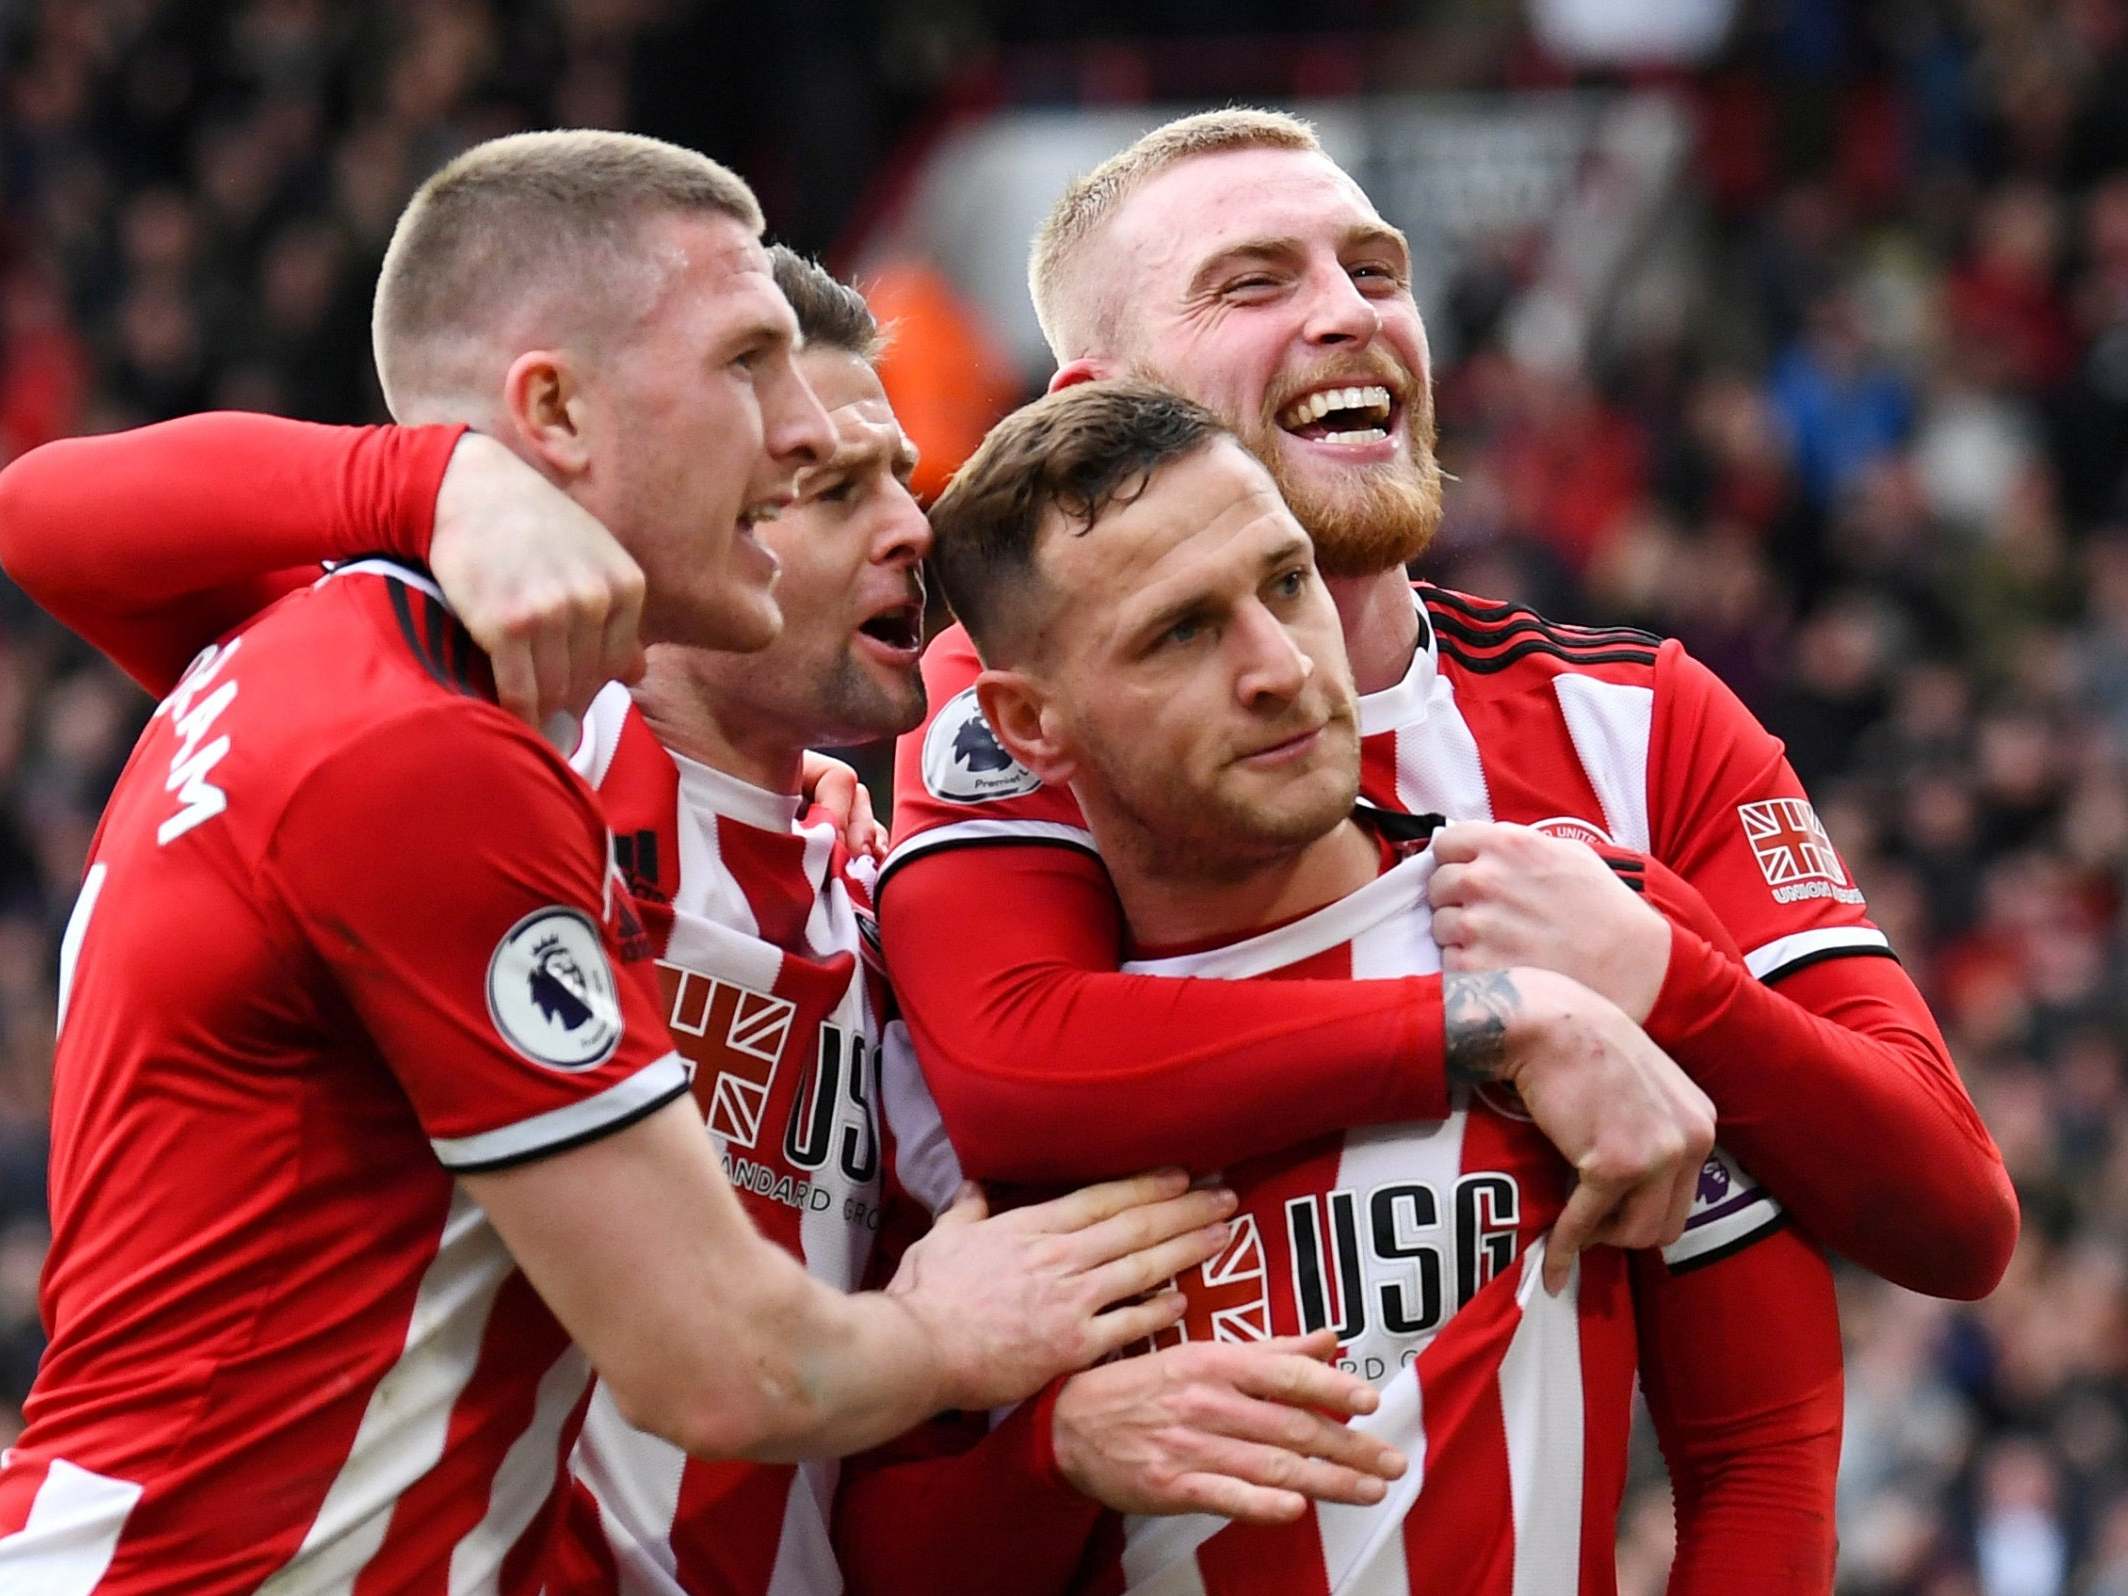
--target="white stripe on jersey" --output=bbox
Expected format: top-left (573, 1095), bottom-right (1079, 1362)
top-left (1743, 925), bottom-right (1894, 981)
top-left (1500, 1243), bottom-right (1585, 1596)
top-left (1316, 1369), bottom-right (1424, 1596)
top-left (661, 908), bottom-right (788, 997)
top-left (575, 1384), bottom-right (687, 1589)
top-left (55, 862), bottom-right (107, 1037)
top-left (1551, 675), bottom-right (1655, 852)
top-left (1118, 1498), bottom-right (1217, 1592)
top-left (763, 1467), bottom-right (842, 1596)
top-left (1124, 853), bottom-right (1439, 982)
top-left (449, 1342), bottom-right (593, 1592)
top-left (427, 1052), bottom-right (689, 1170)
top-left (257, 1189), bottom-right (542, 1594)
top-left (572, 681), bottom-right (637, 789)
top-left (879, 1021), bottom-right (965, 1219)
top-left (797, 831), bottom-right (871, 1296)
top-left (0, 1456), bottom-right (143, 1595)
top-left (1391, 677), bottom-right (1493, 823)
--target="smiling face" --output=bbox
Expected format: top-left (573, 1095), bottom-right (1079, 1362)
top-left (672, 342), bottom-right (930, 749)
top-left (1011, 436), bottom-right (1360, 874)
top-left (576, 211), bottom-right (835, 652)
top-left (1080, 147), bottom-right (1443, 577)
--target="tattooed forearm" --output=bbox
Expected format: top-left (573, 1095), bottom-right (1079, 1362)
top-left (1444, 970), bottom-right (1522, 1087)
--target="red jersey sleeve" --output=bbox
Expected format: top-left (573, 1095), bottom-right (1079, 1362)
top-left (262, 703), bottom-right (687, 1170)
top-left (833, 1387), bottom-right (1104, 1596)
top-left (1639, 648), bottom-right (2016, 1299)
top-left (0, 412), bottom-right (459, 697)
top-left (1646, 643), bottom-right (1886, 980)
top-left (878, 842), bottom-right (1445, 1182)
top-left (1630, 1228), bottom-right (1843, 1595)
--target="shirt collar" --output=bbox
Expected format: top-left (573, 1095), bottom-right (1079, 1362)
top-left (1356, 586), bottom-right (1438, 738)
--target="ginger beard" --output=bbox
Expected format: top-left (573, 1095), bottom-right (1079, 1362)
top-left (1254, 368), bottom-right (1444, 580)
top-left (1131, 356), bottom-right (1445, 581)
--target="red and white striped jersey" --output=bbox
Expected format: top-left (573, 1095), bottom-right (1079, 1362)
top-left (1090, 838), bottom-right (1781, 1596)
top-left (0, 561), bottom-right (687, 1594)
top-left (886, 585), bottom-right (1891, 989)
top-left (548, 684), bottom-right (952, 1596)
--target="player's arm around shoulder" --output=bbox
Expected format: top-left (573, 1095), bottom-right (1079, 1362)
top-left (1642, 641), bottom-right (2018, 1294)
top-left (1630, 1221), bottom-right (1843, 1596)
top-left (263, 700), bottom-right (1240, 1461)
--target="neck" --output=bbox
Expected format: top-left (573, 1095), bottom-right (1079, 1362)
top-left (1325, 569), bottom-right (1419, 696)
top-left (630, 654), bottom-right (804, 798)
top-left (1106, 817), bottom-right (1381, 951)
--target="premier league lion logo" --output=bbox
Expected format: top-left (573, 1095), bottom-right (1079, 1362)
top-left (921, 687), bottom-right (1042, 804)
top-left (1697, 1155), bottom-right (1732, 1206)
top-left (953, 715), bottom-right (1015, 774)
top-left (488, 907), bottom-right (623, 1070)
top-left (527, 934), bottom-right (596, 1032)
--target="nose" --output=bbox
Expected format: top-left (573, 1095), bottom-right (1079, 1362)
top-left (1231, 599), bottom-right (1313, 708)
top-left (873, 478), bottom-right (933, 567)
top-left (1299, 265), bottom-right (1382, 348)
top-left (765, 359), bottom-right (834, 472)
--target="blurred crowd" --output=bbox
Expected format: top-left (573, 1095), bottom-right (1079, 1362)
top-left (2, 2), bottom-right (2126, 1592)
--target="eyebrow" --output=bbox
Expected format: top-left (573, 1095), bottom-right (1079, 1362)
top-left (720, 301), bottom-right (799, 360)
top-left (1130, 535), bottom-right (1313, 641)
top-left (806, 422), bottom-right (918, 491)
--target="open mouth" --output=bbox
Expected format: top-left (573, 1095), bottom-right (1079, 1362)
top-left (1277, 384), bottom-right (1397, 446)
top-left (857, 601), bottom-right (924, 653)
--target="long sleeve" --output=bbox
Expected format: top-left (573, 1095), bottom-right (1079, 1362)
top-left (1642, 643), bottom-right (2017, 1299)
top-left (1644, 924), bottom-right (2016, 1299)
top-left (877, 841), bottom-right (1447, 1183)
top-left (1631, 1228), bottom-right (1844, 1595)
top-left (0, 412), bottom-right (461, 695)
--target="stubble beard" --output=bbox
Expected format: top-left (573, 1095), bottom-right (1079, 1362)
top-left (806, 646), bottom-right (927, 750)
top-left (1091, 716), bottom-right (1362, 888)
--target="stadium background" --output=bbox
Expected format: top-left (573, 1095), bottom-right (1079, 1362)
top-left (1, 1), bottom-right (2124, 1590)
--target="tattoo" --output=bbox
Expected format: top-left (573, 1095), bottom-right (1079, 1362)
top-left (1444, 971), bottom-right (1521, 1087)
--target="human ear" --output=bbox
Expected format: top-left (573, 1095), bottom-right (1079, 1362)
top-left (1046, 358), bottom-right (1114, 394)
top-left (500, 350), bottom-right (592, 480)
top-left (975, 669), bottom-right (1075, 786)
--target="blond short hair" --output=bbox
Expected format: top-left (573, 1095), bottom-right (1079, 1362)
top-left (373, 129), bottom-right (763, 417)
top-left (1028, 108), bottom-right (1320, 362)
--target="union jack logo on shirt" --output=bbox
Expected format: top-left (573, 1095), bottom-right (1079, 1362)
top-left (1737, 799), bottom-right (1847, 889)
top-left (659, 963), bottom-right (797, 1150)
top-left (1151, 1214), bottom-right (1272, 1349)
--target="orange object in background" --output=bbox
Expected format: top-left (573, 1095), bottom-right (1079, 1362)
top-left (863, 259), bottom-right (1025, 501)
